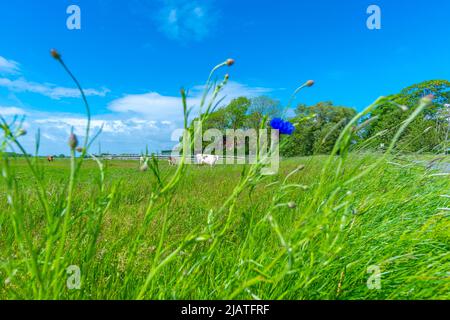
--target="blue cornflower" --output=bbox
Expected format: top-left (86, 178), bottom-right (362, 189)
top-left (270, 118), bottom-right (295, 135)
top-left (270, 118), bottom-right (283, 130)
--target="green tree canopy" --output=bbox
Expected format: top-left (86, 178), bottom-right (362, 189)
top-left (282, 102), bottom-right (357, 156)
top-left (363, 80), bottom-right (449, 152)
top-left (246, 96), bottom-right (282, 130)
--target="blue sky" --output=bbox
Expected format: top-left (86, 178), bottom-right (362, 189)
top-left (1, 0), bottom-right (449, 155)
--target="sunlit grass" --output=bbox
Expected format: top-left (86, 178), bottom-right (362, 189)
top-left (0, 155), bottom-right (448, 299)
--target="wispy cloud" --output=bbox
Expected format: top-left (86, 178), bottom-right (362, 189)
top-left (0, 106), bottom-right (27, 116)
top-left (191, 81), bottom-right (275, 100)
top-left (0, 56), bottom-right (20, 74)
top-left (156, 0), bottom-right (217, 41)
top-left (0, 77), bottom-right (109, 99)
top-left (109, 92), bottom-right (186, 121)
top-left (0, 55), bottom-right (109, 99)
top-left (33, 117), bottom-right (162, 136)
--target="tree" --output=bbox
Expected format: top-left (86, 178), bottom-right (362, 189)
top-left (282, 102), bottom-right (357, 156)
top-left (190, 97), bottom-right (251, 154)
top-left (202, 107), bottom-right (227, 131)
top-left (246, 96), bottom-right (282, 130)
top-left (399, 80), bottom-right (450, 116)
top-left (224, 97), bottom-right (251, 130)
top-left (363, 80), bottom-right (450, 152)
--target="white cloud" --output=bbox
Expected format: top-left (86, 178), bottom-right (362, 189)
top-left (0, 106), bottom-right (27, 116)
top-left (156, 0), bottom-right (216, 41)
top-left (34, 117), bottom-right (160, 136)
top-left (41, 132), bottom-right (59, 142)
top-left (0, 55), bottom-right (109, 99)
top-left (0, 77), bottom-right (109, 99)
top-left (11, 110), bottom-right (178, 155)
top-left (108, 92), bottom-right (188, 121)
top-left (0, 56), bottom-right (20, 74)
top-left (108, 81), bottom-right (273, 123)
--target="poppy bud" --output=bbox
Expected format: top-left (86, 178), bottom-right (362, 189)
top-left (288, 202), bottom-right (297, 209)
top-left (306, 80), bottom-right (315, 87)
top-left (50, 49), bottom-right (61, 60)
top-left (68, 133), bottom-right (78, 150)
top-left (226, 59), bottom-right (235, 67)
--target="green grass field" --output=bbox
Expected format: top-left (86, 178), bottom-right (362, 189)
top-left (1, 154), bottom-right (449, 299)
top-left (0, 54), bottom-right (448, 300)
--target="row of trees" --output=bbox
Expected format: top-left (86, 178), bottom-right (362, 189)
top-left (193, 80), bottom-right (449, 156)
top-left (200, 96), bottom-right (281, 132)
top-left (362, 80), bottom-right (450, 153)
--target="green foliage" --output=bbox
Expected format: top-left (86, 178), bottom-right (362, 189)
top-left (362, 80), bottom-right (449, 153)
top-left (201, 96), bottom-right (281, 131)
top-left (246, 96), bottom-right (282, 130)
top-left (400, 79), bottom-right (450, 111)
top-left (224, 97), bottom-right (251, 130)
top-left (282, 102), bottom-right (357, 156)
